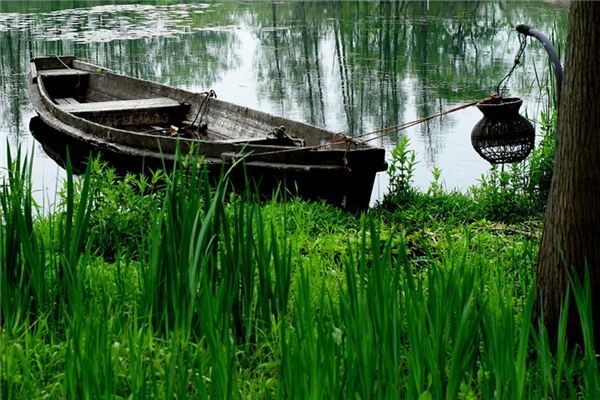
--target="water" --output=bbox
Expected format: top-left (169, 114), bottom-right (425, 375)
top-left (0, 0), bottom-right (568, 207)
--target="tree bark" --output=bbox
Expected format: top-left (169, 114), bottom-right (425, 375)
top-left (534, 1), bottom-right (600, 349)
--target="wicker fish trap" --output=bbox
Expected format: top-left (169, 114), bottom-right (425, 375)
top-left (471, 97), bottom-right (535, 164)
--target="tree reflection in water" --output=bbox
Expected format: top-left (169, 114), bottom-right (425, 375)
top-left (1, 0), bottom-right (567, 198)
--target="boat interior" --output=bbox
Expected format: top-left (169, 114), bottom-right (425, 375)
top-left (39, 66), bottom-right (226, 140)
top-left (33, 57), bottom-right (346, 148)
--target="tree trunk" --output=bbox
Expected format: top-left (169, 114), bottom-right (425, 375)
top-left (534, 1), bottom-right (600, 349)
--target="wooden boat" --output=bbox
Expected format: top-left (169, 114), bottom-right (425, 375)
top-left (28, 56), bottom-right (387, 210)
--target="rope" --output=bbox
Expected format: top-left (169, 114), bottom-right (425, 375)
top-left (141, 90), bottom-right (217, 137)
top-left (495, 34), bottom-right (527, 96)
top-left (186, 89), bottom-right (217, 132)
top-left (240, 96), bottom-right (492, 158)
top-left (361, 97), bottom-right (491, 144)
top-left (53, 55), bottom-right (81, 88)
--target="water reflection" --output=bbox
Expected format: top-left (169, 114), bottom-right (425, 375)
top-left (0, 0), bottom-right (568, 204)
top-left (28, 116), bottom-right (89, 174)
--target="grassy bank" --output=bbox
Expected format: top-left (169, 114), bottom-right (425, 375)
top-left (1, 137), bottom-right (599, 398)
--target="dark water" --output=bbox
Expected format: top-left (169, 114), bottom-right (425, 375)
top-left (0, 1), bottom-right (568, 207)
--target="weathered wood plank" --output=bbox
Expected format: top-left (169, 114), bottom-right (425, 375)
top-left (55, 97), bottom-right (80, 105)
top-left (39, 69), bottom-right (89, 76)
top-left (68, 102), bottom-right (191, 127)
top-left (33, 56), bottom-right (76, 71)
top-left (59, 97), bottom-right (181, 113)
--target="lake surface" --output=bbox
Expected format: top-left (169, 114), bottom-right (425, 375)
top-left (0, 1), bottom-right (568, 208)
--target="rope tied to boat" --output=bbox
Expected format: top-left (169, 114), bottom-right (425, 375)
top-left (334, 132), bottom-right (364, 146)
top-left (268, 126), bottom-right (289, 139)
top-left (198, 89), bottom-right (217, 124)
top-left (244, 96), bottom-right (492, 160)
top-left (334, 133), bottom-right (363, 172)
top-left (266, 125), bottom-right (304, 148)
top-left (186, 89), bottom-right (217, 136)
top-left (358, 97), bottom-right (491, 144)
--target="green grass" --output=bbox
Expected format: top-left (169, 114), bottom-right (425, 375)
top-left (1, 145), bottom-right (599, 399)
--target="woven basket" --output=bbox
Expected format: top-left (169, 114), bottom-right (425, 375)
top-left (471, 97), bottom-right (535, 164)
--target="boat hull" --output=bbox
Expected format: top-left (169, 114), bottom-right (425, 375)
top-left (28, 56), bottom-right (387, 210)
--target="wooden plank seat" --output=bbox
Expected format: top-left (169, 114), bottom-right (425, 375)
top-left (57, 97), bottom-right (190, 127)
top-left (58, 97), bottom-right (183, 113)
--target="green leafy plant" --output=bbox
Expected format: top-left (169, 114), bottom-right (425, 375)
top-left (427, 167), bottom-right (444, 197)
top-left (85, 158), bottom-right (165, 260)
top-left (382, 136), bottom-right (418, 207)
top-left (470, 163), bottom-right (534, 222)
top-left (527, 109), bottom-right (557, 206)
